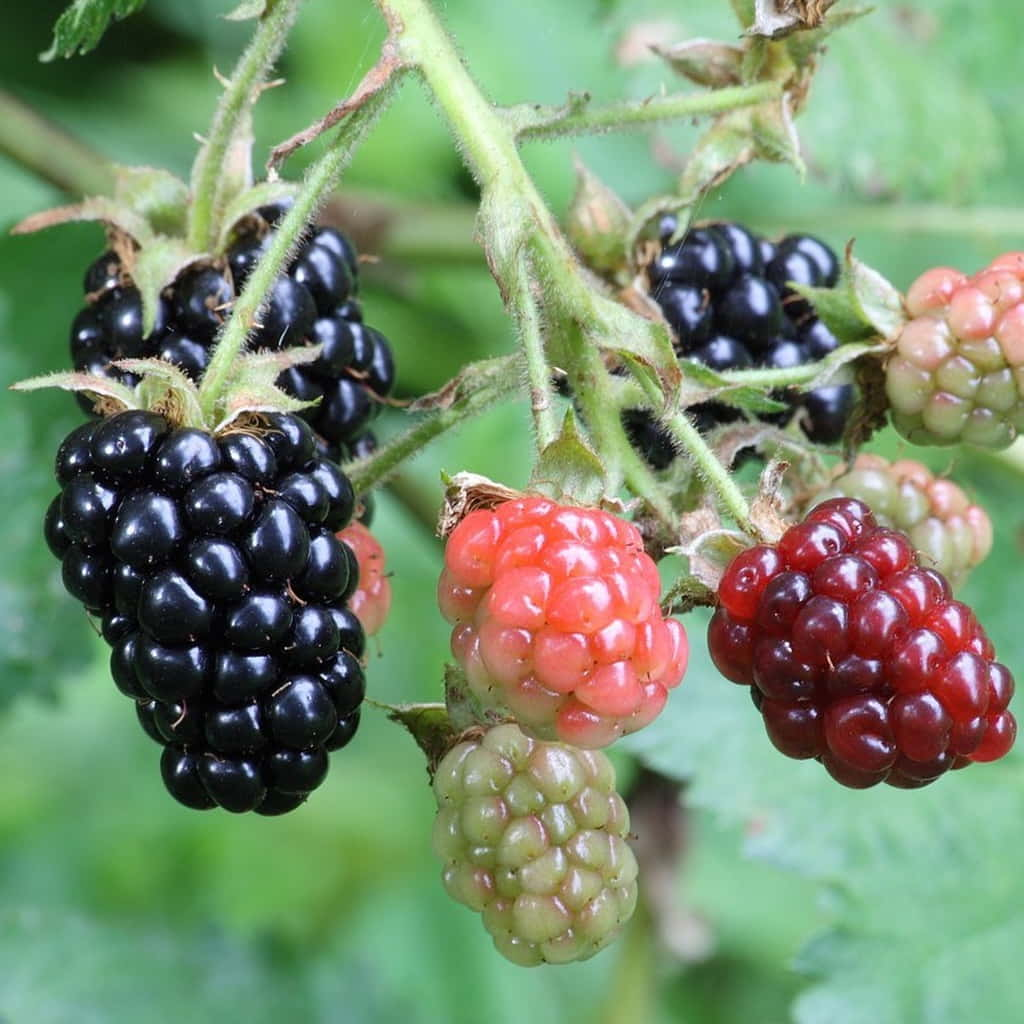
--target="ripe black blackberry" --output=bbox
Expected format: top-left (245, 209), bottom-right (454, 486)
top-left (70, 206), bottom-right (394, 463)
top-left (45, 409), bottom-right (366, 815)
top-left (627, 218), bottom-right (853, 465)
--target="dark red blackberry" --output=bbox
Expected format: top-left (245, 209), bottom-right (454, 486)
top-left (45, 409), bottom-right (365, 815)
top-left (70, 215), bottom-right (396, 463)
top-left (629, 221), bottom-right (852, 464)
top-left (708, 498), bottom-right (1016, 788)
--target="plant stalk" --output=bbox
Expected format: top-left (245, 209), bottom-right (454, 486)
top-left (0, 89), bottom-right (114, 197)
top-left (197, 91), bottom-right (395, 420)
top-left (515, 81), bottom-right (781, 141)
top-left (187, 0), bottom-right (304, 251)
top-left (343, 356), bottom-right (522, 493)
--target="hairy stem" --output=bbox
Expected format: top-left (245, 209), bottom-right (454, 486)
top-left (343, 356), bottom-right (521, 492)
top-left (0, 90), bottom-right (114, 197)
top-left (187, 0), bottom-right (303, 251)
top-left (513, 252), bottom-right (558, 450)
top-left (197, 91), bottom-right (395, 420)
top-left (665, 411), bottom-right (753, 530)
top-left (514, 81), bottom-right (781, 141)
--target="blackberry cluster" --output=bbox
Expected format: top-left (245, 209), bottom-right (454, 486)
top-left (44, 409), bottom-right (366, 814)
top-left (432, 723), bottom-right (638, 966)
top-left (708, 498), bottom-right (1016, 789)
top-left (626, 218), bottom-right (852, 469)
top-left (69, 205), bottom-right (394, 462)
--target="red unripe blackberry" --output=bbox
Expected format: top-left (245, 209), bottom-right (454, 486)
top-left (887, 252), bottom-right (1024, 448)
top-left (46, 410), bottom-right (365, 814)
top-left (337, 521), bottom-right (392, 636)
top-left (708, 498), bottom-right (1015, 789)
top-left (438, 497), bottom-right (689, 748)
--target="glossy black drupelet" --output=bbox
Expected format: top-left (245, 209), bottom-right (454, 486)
top-left (45, 410), bottom-right (366, 815)
top-left (627, 218), bottom-right (852, 466)
top-left (70, 213), bottom-right (393, 463)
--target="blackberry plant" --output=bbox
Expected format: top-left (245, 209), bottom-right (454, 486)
top-left (7, 0), bottom-right (1020, 989)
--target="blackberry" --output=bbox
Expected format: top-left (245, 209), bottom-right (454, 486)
top-left (70, 214), bottom-right (396, 462)
top-left (708, 498), bottom-right (1016, 788)
top-left (45, 409), bottom-right (365, 814)
top-left (630, 219), bottom-right (852, 467)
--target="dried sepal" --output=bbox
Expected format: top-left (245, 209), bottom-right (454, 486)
top-left (652, 38), bottom-right (745, 88)
top-left (437, 472), bottom-right (525, 539)
top-left (567, 158), bottom-right (632, 279)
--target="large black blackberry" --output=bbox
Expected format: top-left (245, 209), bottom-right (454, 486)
top-left (70, 207), bottom-right (394, 463)
top-left (628, 218), bottom-right (853, 465)
top-left (46, 409), bottom-right (365, 815)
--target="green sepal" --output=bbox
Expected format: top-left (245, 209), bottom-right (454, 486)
top-left (566, 158), bottom-right (632, 279)
top-left (217, 181), bottom-right (301, 251)
top-left (112, 165), bottom-right (189, 236)
top-left (530, 407), bottom-right (610, 507)
top-left (792, 248), bottom-right (906, 343)
top-left (10, 370), bottom-right (138, 411)
top-left (116, 359), bottom-right (205, 429)
top-left (211, 346), bottom-right (323, 432)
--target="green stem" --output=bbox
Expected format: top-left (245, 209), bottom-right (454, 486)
top-left (187, 0), bottom-right (303, 251)
top-left (719, 361), bottom-right (821, 388)
top-left (197, 91), bottom-right (396, 421)
top-left (666, 410), bottom-right (753, 530)
top-left (513, 251), bottom-right (558, 450)
top-left (0, 89), bottom-right (114, 196)
top-left (343, 355), bottom-right (521, 492)
top-left (572, 340), bottom-right (677, 525)
top-left (514, 81), bottom-right (780, 141)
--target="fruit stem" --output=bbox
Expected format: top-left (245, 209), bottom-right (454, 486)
top-left (343, 355), bottom-right (522, 493)
top-left (0, 89), bottom-right (115, 197)
top-left (719, 361), bottom-right (824, 388)
top-left (196, 89), bottom-right (396, 422)
top-left (631, 364), bottom-right (754, 531)
top-left (571, 339), bottom-right (678, 525)
top-left (187, 0), bottom-right (304, 252)
top-left (512, 81), bottom-right (781, 141)
top-left (665, 409), bottom-right (754, 531)
top-left (513, 251), bottom-right (558, 451)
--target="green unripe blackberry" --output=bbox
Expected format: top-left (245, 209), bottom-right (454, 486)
top-left (812, 455), bottom-right (992, 590)
top-left (431, 723), bottom-right (638, 966)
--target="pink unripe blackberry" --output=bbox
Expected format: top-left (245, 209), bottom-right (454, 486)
top-left (338, 521), bottom-right (391, 636)
top-left (887, 253), bottom-right (1024, 448)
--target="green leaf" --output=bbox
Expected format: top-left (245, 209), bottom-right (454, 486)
top-left (41, 0), bottom-right (147, 61)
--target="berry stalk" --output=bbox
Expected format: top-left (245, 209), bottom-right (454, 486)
top-left (343, 355), bottom-right (522, 493)
top-left (187, 0), bottom-right (304, 252)
top-left (196, 87), bottom-right (398, 421)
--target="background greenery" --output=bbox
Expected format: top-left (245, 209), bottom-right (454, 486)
top-left (1, 1), bottom-right (1023, 1021)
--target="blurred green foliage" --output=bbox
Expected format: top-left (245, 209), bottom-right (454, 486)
top-left (1, 1), bottom-right (1023, 1021)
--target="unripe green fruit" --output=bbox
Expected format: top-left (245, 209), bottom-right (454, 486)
top-left (432, 723), bottom-right (638, 966)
